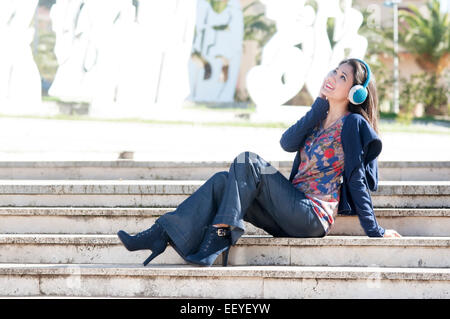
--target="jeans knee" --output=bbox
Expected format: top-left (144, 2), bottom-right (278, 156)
top-left (234, 151), bottom-right (279, 178)
top-left (212, 171), bottom-right (228, 184)
top-left (235, 151), bottom-right (258, 165)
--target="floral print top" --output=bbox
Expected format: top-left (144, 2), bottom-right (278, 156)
top-left (291, 112), bottom-right (350, 233)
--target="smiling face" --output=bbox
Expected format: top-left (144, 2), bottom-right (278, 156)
top-left (320, 62), bottom-right (355, 104)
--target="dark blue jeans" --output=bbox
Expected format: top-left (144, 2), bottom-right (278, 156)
top-left (156, 151), bottom-right (325, 259)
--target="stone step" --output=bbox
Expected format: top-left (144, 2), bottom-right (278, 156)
top-left (0, 263), bottom-right (448, 298)
top-left (0, 207), bottom-right (448, 237)
top-left (0, 160), bottom-right (448, 181)
top-left (0, 180), bottom-right (448, 207)
top-left (0, 235), bottom-right (448, 268)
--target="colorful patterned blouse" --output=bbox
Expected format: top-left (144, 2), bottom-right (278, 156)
top-left (291, 112), bottom-right (350, 233)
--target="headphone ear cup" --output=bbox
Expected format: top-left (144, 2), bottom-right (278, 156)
top-left (348, 85), bottom-right (368, 105)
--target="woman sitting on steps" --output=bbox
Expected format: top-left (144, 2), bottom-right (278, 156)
top-left (117, 58), bottom-right (402, 267)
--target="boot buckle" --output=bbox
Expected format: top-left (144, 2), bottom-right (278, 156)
top-left (216, 228), bottom-right (229, 237)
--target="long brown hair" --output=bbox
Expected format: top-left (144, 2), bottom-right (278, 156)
top-left (339, 58), bottom-right (379, 134)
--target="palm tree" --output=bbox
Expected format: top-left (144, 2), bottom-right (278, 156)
top-left (398, 0), bottom-right (449, 75)
top-left (397, 0), bottom-right (449, 116)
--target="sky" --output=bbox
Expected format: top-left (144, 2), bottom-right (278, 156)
top-left (439, 0), bottom-right (449, 12)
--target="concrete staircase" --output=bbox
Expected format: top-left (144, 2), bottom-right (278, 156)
top-left (0, 160), bottom-right (449, 298)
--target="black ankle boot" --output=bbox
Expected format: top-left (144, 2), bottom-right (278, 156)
top-left (117, 223), bottom-right (170, 266)
top-left (185, 226), bottom-right (231, 267)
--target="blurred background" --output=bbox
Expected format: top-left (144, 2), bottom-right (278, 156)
top-left (0, 0), bottom-right (448, 161)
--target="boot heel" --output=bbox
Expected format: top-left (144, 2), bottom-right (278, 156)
top-left (185, 226), bottom-right (231, 267)
top-left (222, 247), bottom-right (230, 267)
top-left (143, 251), bottom-right (158, 266)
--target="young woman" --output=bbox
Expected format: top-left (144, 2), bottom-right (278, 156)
top-left (117, 58), bottom-right (402, 267)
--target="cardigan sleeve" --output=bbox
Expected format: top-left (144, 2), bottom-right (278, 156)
top-left (347, 163), bottom-right (385, 237)
top-left (280, 97), bottom-right (329, 152)
top-left (343, 115), bottom-right (385, 237)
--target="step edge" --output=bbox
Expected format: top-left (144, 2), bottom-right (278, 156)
top-left (0, 207), bottom-right (448, 217)
top-left (1, 234), bottom-right (449, 247)
top-left (0, 160), bottom-right (448, 168)
top-left (0, 264), bottom-right (449, 281)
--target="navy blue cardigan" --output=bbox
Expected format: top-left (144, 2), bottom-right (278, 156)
top-left (280, 97), bottom-right (385, 237)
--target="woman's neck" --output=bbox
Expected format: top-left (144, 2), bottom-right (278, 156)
top-left (324, 99), bottom-right (349, 128)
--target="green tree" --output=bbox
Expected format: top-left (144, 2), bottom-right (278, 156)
top-left (397, 0), bottom-right (449, 116)
top-left (360, 0), bottom-right (449, 117)
top-left (398, 0), bottom-right (449, 75)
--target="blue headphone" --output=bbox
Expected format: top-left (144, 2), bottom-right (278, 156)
top-left (348, 59), bottom-right (371, 105)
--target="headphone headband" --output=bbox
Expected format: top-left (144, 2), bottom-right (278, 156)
top-left (356, 58), bottom-right (371, 88)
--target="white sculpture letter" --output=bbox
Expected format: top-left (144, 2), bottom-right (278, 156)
top-left (246, 0), bottom-right (315, 112)
top-left (188, 0), bottom-right (244, 103)
top-left (246, 0), bottom-right (368, 112)
top-left (50, 0), bottom-right (197, 118)
top-left (0, 0), bottom-right (42, 115)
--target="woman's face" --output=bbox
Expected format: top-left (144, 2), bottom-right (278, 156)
top-left (320, 63), bottom-right (355, 103)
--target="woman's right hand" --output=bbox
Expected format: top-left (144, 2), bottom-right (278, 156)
top-left (383, 229), bottom-right (402, 238)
